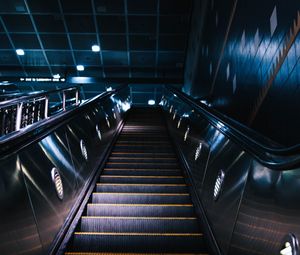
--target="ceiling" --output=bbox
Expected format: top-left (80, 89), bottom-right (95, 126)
top-left (0, 0), bottom-right (192, 80)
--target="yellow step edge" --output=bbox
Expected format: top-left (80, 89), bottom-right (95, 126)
top-left (92, 192), bottom-right (189, 196)
top-left (116, 141), bottom-right (170, 143)
top-left (106, 163), bottom-right (177, 165)
top-left (100, 176), bottom-right (183, 178)
top-left (96, 183), bottom-right (187, 186)
top-left (74, 232), bottom-right (203, 237)
top-left (87, 203), bottom-right (193, 207)
top-left (109, 156), bottom-right (176, 159)
top-left (114, 144), bottom-right (171, 146)
top-left (81, 216), bottom-right (197, 220)
top-left (111, 152), bottom-right (175, 155)
top-left (65, 253), bottom-right (209, 255)
top-left (103, 169), bottom-right (181, 172)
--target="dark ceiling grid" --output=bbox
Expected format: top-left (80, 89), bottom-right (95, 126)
top-left (0, 16), bottom-right (28, 76)
top-left (23, 0), bottom-right (53, 76)
top-left (91, 0), bottom-right (106, 78)
top-left (155, 0), bottom-right (160, 78)
top-left (0, 0), bottom-right (192, 80)
top-left (124, 0), bottom-right (131, 78)
top-left (57, 0), bottom-right (79, 77)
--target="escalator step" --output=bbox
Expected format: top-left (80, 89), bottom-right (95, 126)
top-left (96, 183), bottom-right (188, 193)
top-left (80, 217), bottom-right (200, 233)
top-left (99, 176), bottom-right (185, 184)
top-left (105, 163), bottom-right (179, 169)
top-left (91, 193), bottom-right (191, 204)
top-left (86, 204), bottom-right (195, 217)
top-left (65, 108), bottom-right (208, 254)
top-left (102, 170), bottom-right (182, 176)
top-left (69, 233), bottom-right (206, 253)
top-left (113, 146), bottom-right (173, 151)
top-left (66, 252), bottom-right (209, 255)
top-left (111, 152), bottom-right (176, 158)
top-left (107, 157), bottom-right (177, 163)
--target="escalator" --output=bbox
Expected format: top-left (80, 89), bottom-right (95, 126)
top-left (64, 107), bottom-right (209, 254)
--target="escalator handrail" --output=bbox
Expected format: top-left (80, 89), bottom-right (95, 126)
top-left (0, 84), bottom-right (129, 159)
top-left (165, 85), bottom-right (300, 169)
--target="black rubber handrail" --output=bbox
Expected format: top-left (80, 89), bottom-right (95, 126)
top-left (165, 85), bottom-right (300, 170)
top-left (0, 84), bottom-right (129, 159)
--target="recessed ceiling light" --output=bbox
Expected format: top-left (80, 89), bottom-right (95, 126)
top-left (148, 99), bottom-right (155, 105)
top-left (53, 74), bottom-right (60, 79)
top-left (76, 65), bottom-right (84, 71)
top-left (16, 49), bottom-right (25, 56)
top-left (92, 45), bottom-right (100, 52)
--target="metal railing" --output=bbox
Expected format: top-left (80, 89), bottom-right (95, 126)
top-left (0, 87), bottom-right (80, 137)
top-left (165, 85), bottom-right (300, 169)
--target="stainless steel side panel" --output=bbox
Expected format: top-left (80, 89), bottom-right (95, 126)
top-left (163, 94), bottom-right (251, 254)
top-left (0, 154), bottom-right (42, 255)
top-left (18, 126), bottom-right (77, 252)
top-left (229, 161), bottom-right (300, 255)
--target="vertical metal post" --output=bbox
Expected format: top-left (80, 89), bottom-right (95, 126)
top-left (44, 96), bottom-right (49, 118)
top-left (75, 89), bottom-right (79, 105)
top-left (62, 91), bottom-right (66, 111)
top-left (15, 102), bottom-right (23, 131)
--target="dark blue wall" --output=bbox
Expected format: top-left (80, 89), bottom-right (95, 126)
top-left (184, 0), bottom-right (300, 146)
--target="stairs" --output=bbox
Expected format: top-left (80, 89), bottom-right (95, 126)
top-left (65, 107), bottom-right (209, 255)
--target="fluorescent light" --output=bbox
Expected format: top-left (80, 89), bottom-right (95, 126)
top-left (148, 99), bottom-right (155, 105)
top-left (106, 86), bottom-right (112, 91)
top-left (92, 45), bottom-right (100, 52)
top-left (76, 65), bottom-right (84, 71)
top-left (16, 49), bottom-right (25, 56)
top-left (53, 74), bottom-right (60, 79)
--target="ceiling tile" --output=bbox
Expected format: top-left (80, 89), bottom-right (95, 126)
top-left (94, 0), bottom-right (124, 14)
top-left (97, 15), bottom-right (125, 33)
top-left (24, 66), bottom-right (51, 76)
top-left (105, 66), bottom-right (129, 77)
top-left (158, 52), bottom-right (184, 67)
top-left (19, 50), bottom-right (48, 66)
top-left (27, 0), bottom-right (60, 13)
top-left (0, 34), bottom-right (12, 49)
top-left (74, 51), bottom-right (101, 66)
top-left (61, 0), bottom-right (92, 13)
top-left (0, 50), bottom-right (20, 65)
top-left (131, 67), bottom-right (155, 78)
top-left (160, 0), bottom-right (192, 14)
top-left (101, 35), bottom-right (127, 50)
top-left (46, 51), bottom-right (74, 65)
top-left (65, 15), bottom-right (95, 33)
top-left (129, 35), bottom-right (156, 50)
top-left (102, 51), bottom-right (128, 66)
top-left (0, 0), bottom-right (27, 13)
top-left (159, 35), bottom-right (186, 50)
top-left (130, 52), bottom-right (156, 67)
top-left (127, 0), bottom-right (158, 14)
top-left (34, 15), bottom-right (65, 32)
top-left (2, 15), bottom-right (34, 32)
top-left (160, 15), bottom-right (189, 34)
top-left (128, 16), bottom-right (156, 34)
top-left (41, 34), bottom-right (70, 49)
top-left (70, 34), bottom-right (98, 50)
top-left (11, 34), bottom-right (41, 49)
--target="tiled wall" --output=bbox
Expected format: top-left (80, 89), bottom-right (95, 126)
top-left (184, 0), bottom-right (300, 146)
